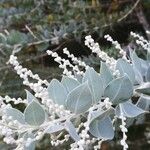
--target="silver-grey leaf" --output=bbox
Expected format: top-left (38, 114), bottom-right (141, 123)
top-left (115, 101), bottom-right (145, 118)
top-left (83, 67), bottom-right (104, 103)
top-left (136, 82), bottom-right (150, 96)
top-left (65, 120), bottom-right (80, 142)
top-left (104, 75), bottom-right (133, 105)
top-left (61, 76), bottom-right (80, 93)
top-left (116, 58), bottom-right (135, 84)
top-left (24, 101), bottom-right (45, 126)
top-left (48, 79), bottom-right (67, 106)
top-left (89, 117), bottom-right (114, 139)
top-left (5, 107), bottom-right (25, 124)
top-left (136, 94), bottom-right (150, 111)
top-left (25, 90), bottom-right (37, 103)
top-left (90, 108), bottom-right (115, 123)
top-left (100, 62), bottom-right (113, 88)
top-left (66, 82), bottom-right (92, 114)
top-left (44, 124), bottom-right (64, 134)
top-left (146, 66), bottom-right (150, 82)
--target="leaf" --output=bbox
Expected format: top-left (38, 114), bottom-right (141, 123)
top-left (35, 42), bottom-right (49, 52)
top-left (48, 79), bottom-right (67, 106)
top-left (133, 67), bottom-right (143, 84)
top-left (130, 51), bottom-right (147, 83)
top-left (24, 101), bottom-right (45, 126)
top-left (66, 82), bottom-right (92, 114)
top-left (115, 101), bottom-right (145, 118)
top-left (5, 107), bottom-right (25, 124)
top-left (116, 58), bottom-right (135, 83)
top-left (100, 62), bottom-right (113, 88)
top-left (126, 95), bottom-right (150, 126)
top-left (104, 75), bottom-right (133, 105)
top-left (146, 66), bottom-right (150, 82)
top-left (25, 90), bottom-right (37, 103)
top-left (23, 133), bottom-right (36, 150)
top-left (89, 117), bottom-right (114, 140)
top-left (136, 82), bottom-right (150, 96)
top-left (74, 73), bottom-right (83, 83)
top-left (61, 76), bottom-right (80, 93)
top-left (147, 51), bottom-right (150, 60)
top-left (83, 67), bottom-right (104, 103)
top-left (140, 59), bottom-right (149, 72)
top-left (90, 108), bottom-right (115, 123)
top-left (7, 30), bottom-right (28, 45)
top-left (65, 120), bottom-right (80, 142)
top-left (130, 51), bottom-right (143, 74)
top-left (136, 95), bottom-right (150, 111)
top-left (44, 124), bottom-right (64, 134)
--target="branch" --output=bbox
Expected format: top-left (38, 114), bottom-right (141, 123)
top-left (118, 0), bottom-right (140, 22)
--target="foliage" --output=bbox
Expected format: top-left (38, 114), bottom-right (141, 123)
top-left (0, 0), bottom-right (149, 98)
top-left (0, 32), bottom-right (149, 150)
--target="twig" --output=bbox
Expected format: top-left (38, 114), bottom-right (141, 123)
top-left (118, 0), bottom-right (140, 22)
top-left (0, 40), bottom-right (68, 72)
top-left (25, 25), bottom-right (37, 39)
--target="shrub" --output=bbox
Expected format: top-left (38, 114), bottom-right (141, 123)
top-left (0, 31), bottom-right (149, 150)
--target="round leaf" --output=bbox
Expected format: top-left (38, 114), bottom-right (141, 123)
top-left (89, 117), bottom-right (114, 140)
top-left (100, 62), bottom-right (113, 88)
top-left (61, 76), bottom-right (80, 93)
top-left (136, 82), bottom-right (150, 96)
top-left (104, 75), bottom-right (133, 105)
top-left (25, 90), bottom-right (37, 103)
top-left (116, 58), bottom-right (135, 84)
top-left (5, 107), bottom-right (25, 124)
top-left (48, 79), bottom-right (67, 106)
top-left (24, 101), bottom-right (45, 126)
top-left (115, 101), bottom-right (145, 118)
top-left (83, 67), bottom-right (104, 103)
top-left (66, 82), bottom-right (92, 114)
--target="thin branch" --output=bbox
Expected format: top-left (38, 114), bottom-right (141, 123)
top-left (118, 0), bottom-right (140, 22)
top-left (25, 25), bottom-right (38, 39)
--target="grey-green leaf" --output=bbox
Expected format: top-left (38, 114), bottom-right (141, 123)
top-left (65, 120), bottom-right (80, 142)
top-left (25, 90), bottom-right (37, 103)
top-left (23, 133), bottom-right (36, 150)
top-left (136, 95), bottom-right (150, 111)
top-left (130, 51), bottom-right (144, 83)
top-left (44, 124), bottom-right (64, 134)
top-left (89, 117), bottom-right (114, 139)
top-left (24, 101), bottom-right (45, 126)
top-left (83, 67), bottom-right (104, 103)
top-left (136, 82), bottom-right (150, 96)
top-left (116, 58), bottom-right (135, 83)
top-left (131, 51), bottom-right (144, 74)
top-left (147, 51), bottom-right (150, 60)
top-left (5, 107), bottom-right (25, 124)
top-left (146, 66), bottom-right (150, 82)
top-left (115, 101), bottom-right (145, 118)
top-left (74, 72), bottom-right (83, 83)
top-left (61, 76), bottom-right (80, 93)
top-left (48, 79), bottom-right (67, 106)
top-left (104, 75), bottom-right (133, 105)
top-left (66, 82), bottom-right (92, 114)
top-left (100, 62), bottom-right (113, 88)
top-left (90, 108), bottom-right (115, 123)
top-left (7, 30), bottom-right (28, 45)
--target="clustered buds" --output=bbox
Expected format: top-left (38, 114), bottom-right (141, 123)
top-left (0, 32), bottom-right (149, 150)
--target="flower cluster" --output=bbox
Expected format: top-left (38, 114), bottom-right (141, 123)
top-left (0, 32), bottom-right (149, 150)
top-left (130, 31), bottom-right (150, 52)
top-left (85, 35), bottom-right (117, 71)
top-left (104, 34), bottom-right (127, 60)
top-left (63, 48), bottom-right (89, 70)
top-left (47, 50), bottom-right (83, 77)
